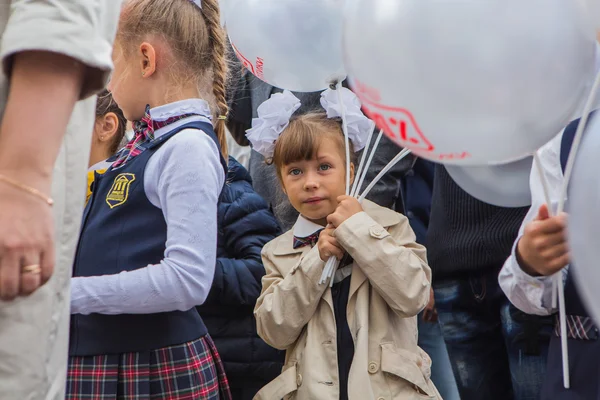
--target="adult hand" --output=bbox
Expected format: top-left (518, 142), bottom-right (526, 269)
top-left (317, 225), bottom-right (344, 262)
top-left (516, 204), bottom-right (569, 277)
top-left (0, 173), bottom-right (54, 300)
top-left (327, 195), bottom-right (363, 229)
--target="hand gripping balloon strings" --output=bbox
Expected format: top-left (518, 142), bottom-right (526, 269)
top-left (320, 146), bottom-right (413, 287)
top-left (532, 67), bottom-right (600, 390)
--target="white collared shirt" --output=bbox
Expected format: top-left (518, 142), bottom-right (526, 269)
top-left (293, 215), bottom-right (353, 284)
top-left (71, 99), bottom-right (225, 315)
top-left (498, 132), bottom-right (567, 316)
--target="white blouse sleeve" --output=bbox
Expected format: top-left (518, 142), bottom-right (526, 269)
top-left (498, 132), bottom-right (565, 316)
top-left (70, 128), bottom-right (225, 315)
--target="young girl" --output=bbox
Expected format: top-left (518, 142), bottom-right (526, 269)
top-left (248, 89), bottom-right (440, 400)
top-left (66, 0), bottom-right (231, 399)
top-left (86, 90), bottom-right (127, 201)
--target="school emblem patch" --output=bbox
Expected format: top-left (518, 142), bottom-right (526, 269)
top-left (106, 173), bottom-right (136, 209)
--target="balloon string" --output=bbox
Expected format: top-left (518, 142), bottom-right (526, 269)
top-left (320, 82), bottom-right (352, 286)
top-left (351, 123), bottom-right (376, 197)
top-left (337, 81), bottom-right (352, 196)
top-left (358, 148), bottom-right (412, 202)
top-left (533, 152), bottom-right (559, 308)
top-left (354, 129), bottom-right (384, 198)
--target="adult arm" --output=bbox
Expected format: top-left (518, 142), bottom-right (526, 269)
top-left (70, 130), bottom-right (225, 314)
top-left (0, 0), bottom-right (119, 299)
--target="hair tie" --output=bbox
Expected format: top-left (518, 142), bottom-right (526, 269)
top-left (189, 0), bottom-right (202, 9)
top-left (218, 115), bottom-right (228, 121)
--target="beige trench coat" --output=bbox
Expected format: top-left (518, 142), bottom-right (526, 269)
top-left (254, 200), bottom-right (442, 400)
top-left (0, 2), bottom-right (119, 399)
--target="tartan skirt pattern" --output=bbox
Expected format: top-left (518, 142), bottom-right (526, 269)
top-left (66, 335), bottom-right (231, 400)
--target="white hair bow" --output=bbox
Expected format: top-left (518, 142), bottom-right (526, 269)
top-left (319, 87), bottom-right (373, 152)
top-left (246, 90), bottom-right (301, 159)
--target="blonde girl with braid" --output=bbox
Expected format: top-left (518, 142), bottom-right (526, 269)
top-left (65, 1), bottom-right (232, 398)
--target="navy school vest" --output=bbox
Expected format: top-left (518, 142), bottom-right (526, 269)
top-left (69, 121), bottom-right (227, 356)
top-left (541, 117), bottom-right (600, 400)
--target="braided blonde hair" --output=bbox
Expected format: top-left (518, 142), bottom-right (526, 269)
top-left (117, 0), bottom-right (229, 159)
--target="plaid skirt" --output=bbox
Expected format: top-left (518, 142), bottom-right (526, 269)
top-left (66, 335), bottom-right (231, 400)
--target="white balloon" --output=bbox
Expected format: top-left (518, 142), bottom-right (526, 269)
top-left (446, 157), bottom-right (533, 208)
top-left (583, 0), bottom-right (600, 29)
top-left (344, 0), bottom-right (596, 165)
top-left (227, 0), bottom-right (346, 92)
top-left (568, 113), bottom-right (600, 324)
top-left (570, 44), bottom-right (600, 120)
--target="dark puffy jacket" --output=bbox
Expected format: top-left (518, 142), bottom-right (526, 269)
top-left (197, 157), bottom-right (284, 400)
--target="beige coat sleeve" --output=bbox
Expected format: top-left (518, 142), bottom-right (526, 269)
top-left (254, 244), bottom-right (329, 350)
top-left (1, 0), bottom-right (121, 98)
top-left (336, 211), bottom-right (431, 318)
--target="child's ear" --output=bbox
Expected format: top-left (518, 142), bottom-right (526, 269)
top-left (97, 112), bottom-right (119, 144)
top-left (349, 162), bottom-right (356, 186)
top-left (139, 42), bottom-right (157, 78)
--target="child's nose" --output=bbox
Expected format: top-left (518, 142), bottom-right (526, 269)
top-left (303, 174), bottom-right (319, 190)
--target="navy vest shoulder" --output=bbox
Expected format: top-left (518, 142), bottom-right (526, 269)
top-left (70, 121), bottom-right (226, 356)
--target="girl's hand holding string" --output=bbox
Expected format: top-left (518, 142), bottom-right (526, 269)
top-left (327, 195), bottom-right (364, 229)
top-left (318, 226), bottom-right (344, 262)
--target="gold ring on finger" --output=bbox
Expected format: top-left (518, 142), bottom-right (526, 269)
top-left (21, 264), bottom-right (41, 275)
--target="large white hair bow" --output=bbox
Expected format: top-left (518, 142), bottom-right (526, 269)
top-left (319, 87), bottom-right (373, 152)
top-left (245, 90), bottom-right (301, 159)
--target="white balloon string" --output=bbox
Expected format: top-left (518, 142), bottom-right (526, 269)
top-left (557, 272), bottom-right (570, 389)
top-left (533, 151), bottom-right (559, 308)
top-left (557, 68), bottom-right (600, 215)
top-left (319, 82), bottom-right (352, 286)
top-left (337, 81), bottom-right (351, 196)
top-left (354, 129), bottom-right (384, 199)
top-left (550, 68), bottom-right (600, 390)
top-left (358, 148), bottom-right (412, 203)
top-left (351, 123), bottom-right (376, 197)
top-left (533, 152), bottom-right (553, 215)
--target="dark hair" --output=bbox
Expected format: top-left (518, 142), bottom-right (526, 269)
top-left (271, 112), bottom-right (358, 182)
top-left (95, 90), bottom-right (127, 155)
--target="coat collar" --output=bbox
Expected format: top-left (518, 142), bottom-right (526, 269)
top-left (272, 200), bottom-right (402, 256)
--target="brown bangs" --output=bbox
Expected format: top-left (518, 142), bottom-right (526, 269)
top-left (272, 112), bottom-right (356, 182)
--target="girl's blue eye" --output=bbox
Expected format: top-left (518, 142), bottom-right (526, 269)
top-left (319, 164), bottom-right (331, 171)
top-left (289, 169), bottom-right (302, 176)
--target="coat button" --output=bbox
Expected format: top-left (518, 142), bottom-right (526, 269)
top-left (296, 373), bottom-right (303, 387)
top-left (369, 226), bottom-right (386, 238)
top-left (368, 362), bottom-right (379, 374)
top-left (377, 397), bottom-right (386, 400)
